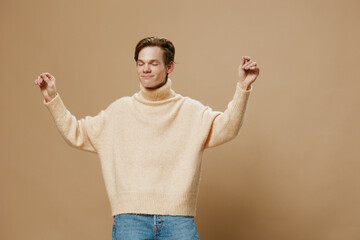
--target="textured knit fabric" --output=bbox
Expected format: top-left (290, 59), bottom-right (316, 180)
top-left (43, 78), bottom-right (253, 217)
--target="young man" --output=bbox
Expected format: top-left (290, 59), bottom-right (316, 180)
top-left (34, 36), bottom-right (259, 239)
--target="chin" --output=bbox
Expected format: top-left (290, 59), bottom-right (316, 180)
top-left (141, 80), bottom-right (156, 88)
top-left (139, 76), bottom-right (166, 88)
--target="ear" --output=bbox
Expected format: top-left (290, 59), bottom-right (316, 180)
top-left (166, 61), bottom-right (175, 74)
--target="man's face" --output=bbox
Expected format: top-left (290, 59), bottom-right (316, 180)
top-left (136, 46), bottom-right (173, 89)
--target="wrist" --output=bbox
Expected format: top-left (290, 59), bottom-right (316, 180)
top-left (239, 82), bottom-right (251, 91)
top-left (45, 92), bottom-right (57, 102)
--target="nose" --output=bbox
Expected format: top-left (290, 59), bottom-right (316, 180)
top-left (143, 63), bottom-right (151, 73)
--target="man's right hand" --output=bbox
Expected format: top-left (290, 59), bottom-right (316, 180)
top-left (34, 72), bottom-right (58, 102)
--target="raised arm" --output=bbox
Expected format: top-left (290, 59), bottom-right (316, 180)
top-left (35, 73), bottom-right (106, 153)
top-left (203, 83), bottom-right (252, 148)
top-left (203, 56), bottom-right (260, 149)
top-left (43, 93), bottom-right (106, 153)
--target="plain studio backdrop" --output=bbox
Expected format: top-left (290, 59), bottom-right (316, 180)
top-left (1, 0), bottom-right (359, 239)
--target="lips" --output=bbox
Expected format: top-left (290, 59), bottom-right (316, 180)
top-left (142, 75), bottom-right (154, 78)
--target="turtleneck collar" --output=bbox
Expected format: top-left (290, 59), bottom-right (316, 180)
top-left (138, 78), bottom-right (175, 101)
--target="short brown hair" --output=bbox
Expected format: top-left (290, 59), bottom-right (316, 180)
top-left (134, 36), bottom-right (175, 66)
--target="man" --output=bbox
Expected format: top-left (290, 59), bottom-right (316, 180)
top-left (34, 36), bottom-right (259, 239)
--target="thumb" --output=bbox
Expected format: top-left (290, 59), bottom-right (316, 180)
top-left (242, 56), bottom-right (250, 67)
top-left (41, 74), bottom-right (50, 84)
top-left (45, 73), bottom-right (53, 81)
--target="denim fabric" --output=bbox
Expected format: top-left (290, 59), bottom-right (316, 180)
top-left (112, 213), bottom-right (200, 240)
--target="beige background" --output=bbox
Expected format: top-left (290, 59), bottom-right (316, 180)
top-left (1, 0), bottom-right (359, 239)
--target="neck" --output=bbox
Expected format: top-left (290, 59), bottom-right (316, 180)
top-left (139, 78), bottom-right (175, 101)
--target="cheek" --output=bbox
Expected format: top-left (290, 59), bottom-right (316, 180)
top-left (154, 67), bottom-right (165, 74)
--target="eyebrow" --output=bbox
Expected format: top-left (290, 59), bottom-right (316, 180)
top-left (137, 59), bottom-right (160, 63)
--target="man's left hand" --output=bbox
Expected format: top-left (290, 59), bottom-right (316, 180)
top-left (238, 56), bottom-right (260, 90)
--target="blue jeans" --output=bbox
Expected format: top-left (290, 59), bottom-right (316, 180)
top-left (112, 213), bottom-right (200, 240)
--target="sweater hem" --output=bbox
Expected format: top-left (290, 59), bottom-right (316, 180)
top-left (109, 191), bottom-right (198, 217)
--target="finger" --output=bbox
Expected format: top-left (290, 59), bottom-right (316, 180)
top-left (241, 58), bottom-right (246, 67)
top-left (246, 62), bottom-right (257, 69)
top-left (242, 56), bottom-right (251, 66)
top-left (45, 73), bottom-right (52, 79)
top-left (242, 60), bottom-right (253, 69)
top-left (41, 75), bottom-right (48, 85)
top-left (44, 75), bottom-right (50, 82)
top-left (41, 74), bottom-right (49, 83)
top-left (249, 66), bottom-right (258, 70)
top-left (248, 64), bottom-right (259, 70)
top-left (242, 56), bottom-right (247, 66)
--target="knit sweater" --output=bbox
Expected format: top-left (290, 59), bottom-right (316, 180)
top-left (43, 78), bottom-right (253, 217)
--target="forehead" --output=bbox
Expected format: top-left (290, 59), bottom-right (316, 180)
top-left (138, 46), bottom-right (164, 62)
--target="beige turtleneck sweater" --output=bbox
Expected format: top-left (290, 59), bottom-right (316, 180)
top-left (43, 78), bottom-right (253, 217)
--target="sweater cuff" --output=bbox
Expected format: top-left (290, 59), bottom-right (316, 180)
top-left (43, 93), bottom-right (59, 104)
top-left (236, 82), bottom-right (253, 92)
top-left (43, 93), bottom-right (67, 118)
top-left (232, 81), bottom-right (252, 110)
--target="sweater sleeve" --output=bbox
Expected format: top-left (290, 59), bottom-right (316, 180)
top-left (43, 93), bottom-right (107, 153)
top-left (203, 82), bottom-right (252, 149)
